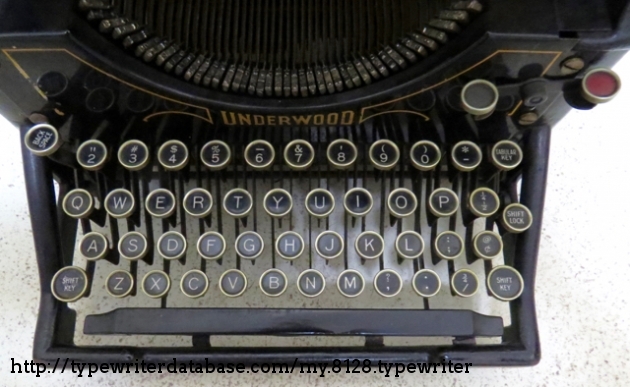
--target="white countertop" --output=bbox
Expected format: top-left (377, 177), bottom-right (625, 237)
top-left (1, 56), bottom-right (629, 387)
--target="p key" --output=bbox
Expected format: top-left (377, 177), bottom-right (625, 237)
top-left (428, 188), bottom-right (459, 217)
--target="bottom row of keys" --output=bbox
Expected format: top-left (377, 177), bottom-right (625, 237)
top-left (51, 266), bottom-right (524, 302)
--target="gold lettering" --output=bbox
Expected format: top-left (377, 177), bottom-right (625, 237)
top-left (237, 113), bottom-right (251, 125)
top-left (267, 115), bottom-right (276, 125)
top-left (254, 115), bottom-right (265, 125)
top-left (326, 113), bottom-right (339, 125)
top-left (279, 116), bottom-right (290, 125)
top-left (221, 111), bottom-right (237, 125)
top-left (293, 115), bottom-right (312, 125)
top-left (313, 114), bottom-right (324, 125)
top-left (341, 111), bottom-right (355, 125)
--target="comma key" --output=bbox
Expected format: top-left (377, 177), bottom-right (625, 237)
top-left (374, 269), bottom-right (403, 298)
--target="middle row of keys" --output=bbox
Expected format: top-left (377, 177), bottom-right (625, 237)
top-left (62, 187), bottom-right (533, 233)
top-left (76, 138), bottom-right (523, 172)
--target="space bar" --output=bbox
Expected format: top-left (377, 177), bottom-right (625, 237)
top-left (84, 308), bottom-right (503, 337)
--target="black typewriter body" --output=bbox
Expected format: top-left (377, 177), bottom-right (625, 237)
top-left (1, 0), bottom-right (629, 366)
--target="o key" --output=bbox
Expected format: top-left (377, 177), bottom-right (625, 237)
top-left (387, 188), bottom-right (418, 218)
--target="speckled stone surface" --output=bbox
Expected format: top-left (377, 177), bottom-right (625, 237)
top-left (1, 57), bottom-right (630, 386)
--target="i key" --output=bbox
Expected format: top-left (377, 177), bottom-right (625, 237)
top-left (158, 140), bottom-right (189, 171)
top-left (388, 188), bottom-right (418, 218)
top-left (77, 139), bottom-right (108, 171)
top-left (343, 188), bottom-right (373, 217)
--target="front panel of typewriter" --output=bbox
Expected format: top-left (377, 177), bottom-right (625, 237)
top-left (2, 0), bottom-right (628, 365)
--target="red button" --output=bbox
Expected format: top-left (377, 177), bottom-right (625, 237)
top-left (582, 69), bottom-right (621, 104)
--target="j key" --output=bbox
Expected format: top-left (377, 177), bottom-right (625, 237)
top-left (451, 141), bottom-right (482, 172)
top-left (200, 140), bottom-right (231, 170)
top-left (327, 139), bottom-right (357, 169)
top-left (219, 269), bottom-right (247, 297)
top-left (284, 139), bottom-right (315, 170)
top-left (105, 270), bottom-right (134, 298)
top-left (297, 269), bottom-right (326, 298)
top-left (223, 188), bottom-right (253, 218)
top-left (491, 140), bottom-right (523, 171)
top-left (51, 266), bottom-right (88, 302)
top-left (395, 231), bottom-right (425, 259)
top-left (343, 188), bottom-right (373, 217)
top-left (259, 269), bottom-right (288, 297)
top-left (428, 188), bottom-right (459, 217)
top-left (412, 269), bottom-right (441, 297)
top-left (197, 231), bottom-right (226, 260)
top-left (118, 139), bottom-right (150, 171)
top-left (369, 139), bottom-right (400, 170)
top-left (315, 231), bottom-right (344, 260)
top-left (235, 231), bottom-right (264, 260)
top-left (62, 188), bottom-right (94, 219)
top-left (157, 231), bottom-right (187, 260)
top-left (305, 188), bottom-right (335, 218)
top-left (183, 188), bottom-right (213, 217)
top-left (473, 231), bottom-right (503, 260)
top-left (374, 269), bottom-right (403, 298)
top-left (141, 270), bottom-right (171, 298)
top-left (434, 231), bottom-right (464, 260)
top-left (79, 231), bottom-right (109, 261)
top-left (451, 269), bottom-right (479, 298)
top-left (145, 188), bottom-right (176, 218)
top-left (469, 187), bottom-right (500, 217)
top-left (158, 140), bottom-right (189, 171)
top-left (24, 124), bottom-right (62, 156)
top-left (76, 139), bottom-right (108, 170)
top-left (410, 140), bottom-right (441, 171)
top-left (337, 270), bottom-right (365, 298)
top-left (387, 188), bottom-right (418, 218)
top-left (502, 203), bottom-right (533, 233)
top-left (245, 140), bottom-right (275, 169)
top-left (118, 231), bottom-right (148, 261)
top-left (487, 266), bottom-right (524, 301)
top-left (104, 188), bottom-right (135, 218)
top-left (275, 231), bottom-right (305, 260)
top-left (355, 231), bottom-right (384, 260)
top-left (263, 188), bottom-right (293, 218)
top-left (180, 270), bottom-right (209, 299)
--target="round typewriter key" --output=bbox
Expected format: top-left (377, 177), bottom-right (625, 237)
top-left (327, 139), bottom-right (357, 169)
top-left (581, 68), bottom-right (621, 104)
top-left (259, 269), bottom-right (288, 297)
top-left (428, 188), bottom-right (459, 217)
top-left (451, 141), bottom-right (482, 172)
top-left (461, 79), bottom-right (499, 117)
top-left (369, 139), bottom-right (400, 170)
top-left (79, 231), bottom-right (109, 261)
top-left (125, 89), bottom-right (155, 113)
top-left (355, 231), bottom-right (384, 260)
top-left (305, 188), bottom-right (335, 218)
top-left (343, 188), bottom-right (373, 217)
top-left (395, 231), bottom-right (425, 260)
top-left (297, 269), bottom-right (326, 298)
top-left (502, 203), bottom-right (533, 233)
top-left (37, 71), bottom-right (69, 98)
top-left (24, 123), bottom-right (62, 156)
top-left (105, 270), bottom-right (134, 298)
top-left (469, 187), bottom-right (500, 217)
top-left (86, 87), bottom-right (115, 113)
top-left (451, 269), bottom-right (479, 298)
top-left (158, 140), bottom-right (189, 171)
top-left (434, 231), bottom-right (464, 260)
top-left (223, 188), bottom-right (253, 218)
top-left (284, 139), bottom-right (315, 170)
top-left (118, 139), bottom-right (150, 171)
top-left (275, 231), bottom-right (305, 260)
top-left (200, 140), bottom-right (231, 170)
top-left (374, 269), bottom-right (403, 298)
top-left (183, 188), bottom-right (213, 217)
top-left (387, 188), bottom-right (418, 218)
top-left (410, 140), bottom-right (441, 171)
top-left (180, 269), bottom-right (209, 298)
top-left (141, 270), bottom-right (171, 298)
top-left (245, 140), bottom-right (275, 169)
top-left (315, 231), bottom-right (344, 260)
top-left (197, 231), bottom-right (226, 260)
top-left (473, 231), bottom-right (503, 260)
top-left (235, 231), bottom-right (264, 260)
top-left (118, 231), bottom-right (148, 261)
top-left (412, 269), bottom-right (441, 298)
top-left (145, 188), bottom-right (176, 218)
top-left (263, 188), bottom-right (293, 218)
top-left (62, 188), bottom-right (94, 219)
top-left (104, 188), bottom-right (135, 218)
top-left (157, 231), bottom-right (187, 260)
top-left (219, 269), bottom-right (247, 297)
top-left (487, 266), bottom-right (524, 301)
top-left (51, 266), bottom-right (88, 302)
top-left (337, 269), bottom-right (365, 298)
top-left (76, 139), bottom-right (108, 171)
top-left (491, 140), bottom-right (523, 171)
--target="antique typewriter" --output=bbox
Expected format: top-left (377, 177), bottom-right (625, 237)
top-left (1, 0), bottom-right (628, 366)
